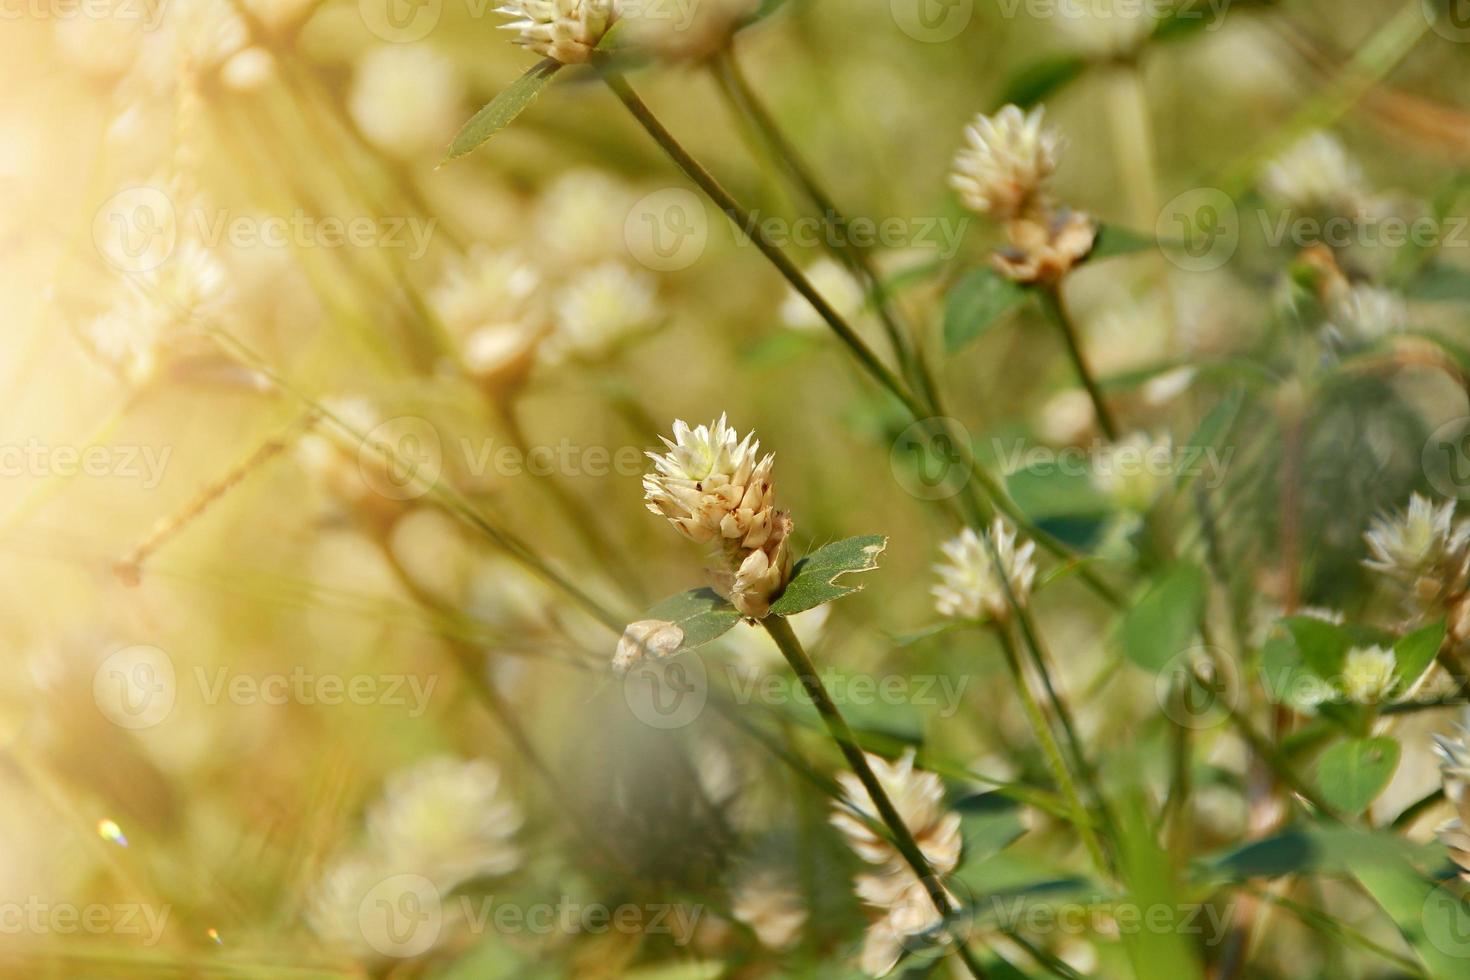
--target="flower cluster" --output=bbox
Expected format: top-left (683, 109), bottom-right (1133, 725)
top-left (932, 518), bottom-right (1037, 624)
top-left (1363, 494), bottom-right (1470, 646)
top-left (1340, 646), bottom-right (1397, 705)
top-left (730, 868), bottom-right (807, 951)
top-left (1434, 712), bottom-right (1470, 879)
top-left (643, 415), bottom-right (792, 618)
top-left (950, 105), bottom-right (1095, 284)
top-left (497, 0), bottom-right (618, 65)
top-left (830, 750), bottom-right (963, 976)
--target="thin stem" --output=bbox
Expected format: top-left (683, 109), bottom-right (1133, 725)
top-left (1038, 286), bottom-right (1119, 440)
top-left (994, 625), bottom-right (1110, 877)
top-left (762, 615), bottom-right (989, 980)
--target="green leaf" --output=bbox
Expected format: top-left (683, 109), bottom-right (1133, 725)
top-left (1120, 565), bottom-right (1206, 673)
top-left (1409, 262), bottom-right (1470, 303)
top-left (1284, 616), bottom-right (1356, 680)
top-left (956, 792), bottom-right (1028, 868)
top-left (770, 535), bottom-right (887, 616)
top-left (943, 268), bottom-right (1028, 353)
top-left (999, 55), bottom-right (1088, 108)
top-left (1394, 621), bottom-right (1446, 693)
top-left (442, 59), bottom-right (562, 163)
top-left (643, 588), bottom-right (741, 652)
top-left (1116, 794), bottom-right (1206, 980)
top-left (1353, 862), bottom-right (1470, 977)
top-left (1315, 738), bottom-right (1400, 815)
top-left (1089, 224), bottom-right (1159, 261)
top-left (1174, 387), bottom-right (1243, 494)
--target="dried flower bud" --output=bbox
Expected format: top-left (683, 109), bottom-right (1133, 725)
top-left (497, 0), bottom-right (617, 65)
top-left (612, 619), bottom-right (685, 674)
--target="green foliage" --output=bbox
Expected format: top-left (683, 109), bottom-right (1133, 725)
top-left (1120, 565), bottom-right (1206, 673)
top-left (1314, 737), bottom-right (1400, 815)
top-left (943, 268), bottom-right (1029, 353)
top-left (769, 535), bottom-right (887, 616)
top-left (443, 59), bottom-right (562, 163)
top-left (644, 588), bottom-right (742, 651)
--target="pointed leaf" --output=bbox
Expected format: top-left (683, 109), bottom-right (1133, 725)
top-left (999, 55), bottom-right (1088, 108)
top-left (644, 588), bottom-right (741, 653)
top-left (1120, 564), bottom-right (1206, 673)
top-left (1394, 621), bottom-right (1446, 692)
top-left (1315, 737), bottom-right (1400, 815)
top-left (1089, 224), bottom-right (1159, 261)
top-left (944, 267), bottom-right (1029, 353)
top-left (769, 535), bottom-right (887, 616)
top-left (443, 59), bottom-right (562, 163)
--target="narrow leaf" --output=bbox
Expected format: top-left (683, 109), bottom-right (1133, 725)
top-left (943, 267), bottom-right (1028, 353)
top-left (769, 535), bottom-right (887, 616)
top-left (443, 59), bottom-right (562, 163)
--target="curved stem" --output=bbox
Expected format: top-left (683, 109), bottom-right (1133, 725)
top-left (762, 615), bottom-right (990, 979)
top-left (1039, 286), bottom-right (1119, 440)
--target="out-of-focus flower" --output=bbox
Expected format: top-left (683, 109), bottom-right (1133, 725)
top-left (497, 0), bottom-right (617, 64)
top-left (644, 416), bottom-right (793, 617)
top-left (950, 105), bottom-right (1059, 221)
top-left (621, 0), bottom-right (757, 61)
top-left (430, 247), bottom-right (547, 386)
top-left (1261, 132), bottom-right (1369, 215)
top-left (1434, 710), bottom-right (1470, 877)
top-left (1340, 646), bottom-right (1397, 704)
top-left (857, 875), bottom-right (956, 977)
top-left (1092, 432), bottom-right (1171, 512)
top-left (306, 855), bottom-right (395, 953)
top-left (533, 169), bottom-right (637, 267)
top-left (551, 261), bottom-right (661, 359)
top-left (51, 4), bottom-right (147, 79)
top-left (612, 619), bottom-right (685, 674)
top-left (1036, 389), bottom-right (1096, 444)
top-left (1055, 0), bottom-right (1158, 57)
top-left (731, 869), bottom-right (807, 952)
top-left (991, 208), bottom-right (1096, 284)
top-left (1363, 493), bottom-right (1470, 610)
top-left (1328, 284), bottom-right (1409, 343)
top-left (367, 757), bottom-right (523, 890)
top-left (932, 519), bottom-right (1037, 623)
top-left (349, 45), bottom-right (463, 159)
top-left (780, 257), bottom-right (866, 332)
top-left (295, 396), bottom-right (403, 521)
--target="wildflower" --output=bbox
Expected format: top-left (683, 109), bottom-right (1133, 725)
top-left (990, 208), bottom-right (1097, 285)
top-left (1091, 432), bottom-right (1172, 512)
top-left (551, 261), bottom-right (662, 360)
top-left (950, 105), bottom-right (1059, 221)
top-left (1055, 0), bottom-right (1158, 57)
top-left (612, 619), bottom-right (685, 674)
top-left (1260, 132), bottom-right (1368, 215)
top-left (780, 257), bottom-right (867, 333)
top-left (497, 0), bottom-right (618, 65)
top-left (533, 169), bottom-right (637, 266)
top-left (858, 875), bottom-right (957, 977)
top-left (644, 415), bottom-right (794, 617)
top-left (1363, 493), bottom-right (1470, 611)
top-left (349, 45), bottom-right (463, 159)
top-left (1328, 284), bottom-right (1408, 343)
top-left (622, 0), bottom-right (756, 61)
top-left (932, 519), bottom-right (1037, 623)
top-left (1340, 646), bottom-right (1397, 704)
top-left (429, 247), bottom-right (547, 386)
top-left (1434, 711), bottom-right (1470, 877)
top-left (367, 757), bottom-right (523, 891)
top-left (730, 869), bottom-right (807, 951)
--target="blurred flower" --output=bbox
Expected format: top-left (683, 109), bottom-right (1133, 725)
top-left (858, 875), bottom-right (956, 977)
top-left (731, 869), bottom-right (806, 952)
top-left (497, 0), bottom-right (617, 65)
top-left (1055, 0), bottom-right (1158, 57)
top-left (1340, 646), bottom-right (1396, 704)
top-left (932, 519), bottom-right (1037, 623)
top-left (1363, 493), bottom-right (1470, 610)
top-left (306, 854), bottom-right (396, 953)
top-left (1260, 132), bottom-right (1369, 215)
top-left (780, 256), bottom-right (866, 333)
top-left (622, 0), bottom-right (757, 61)
top-left (429, 247), bottom-right (547, 386)
top-left (295, 396), bottom-right (395, 517)
top-left (51, 4), bottom-right (146, 79)
top-left (349, 45), bottom-right (463, 159)
top-left (1328, 284), bottom-right (1408, 343)
top-left (551, 261), bottom-right (662, 360)
top-left (1434, 710), bottom-right (1470, 877)
top-left (992, 209), bottom-right (1096, 284)
top-left (950, 105), bottom-right (1059, 221)
top-left (367, 756), bottom-right (523, 890)
top-left (1091, 432), bottom-right (1171, 512)
top-left (612, 619), bottom-right (685, 674)
top-left (533, 169), bottom-right (637, 267)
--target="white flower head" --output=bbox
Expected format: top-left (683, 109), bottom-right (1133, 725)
top-left (780, 256), bottom-right (866, 333)
top-left (430, 247), bottom-right (547, 384)
top-left (1329, 284), bottom-right (1409, 343)
top-left (533, 169), bottom-right (637, 266)
top-left (830, 749), bottom-right (962, 877)
top-left (612, 619), bottom-right (685, 674)
top-left (950, 105), bottom-right (1061, 220)
top-left (932, 519), bottom-right (1037, 623)
top-left (349, 45), bottom-right (463, 159)
top-left (1261, 132), bottom-right (1369, 215)
top-left (551, 261), bottom-right (661, 360)
top-left (731, 869), bottom-right (807, 952)
top-left (1363, 493), bottom-right (1470, 608)
top-left (1092, 432), bottom-right (1172, 512)
top-left (367, 756), bottom-right (523, 892)
top-left (644, 415), bottom-right (774, 546)
top-left (1434, 709), bottom-right (1470, 808)
top-left (1340, 646), bottom-right (1397, 704)
top-left (497, 0), bottom-right (617, 64)
top-left (857, 875), bottom-right (958, 977)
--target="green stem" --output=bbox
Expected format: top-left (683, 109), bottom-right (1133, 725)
top-left (994, 625), bottom-right (1110, 877)
top-left (1039, 286), bottom-right (1119, 440)
top-left (762, 615), bottom-right (989, 979)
